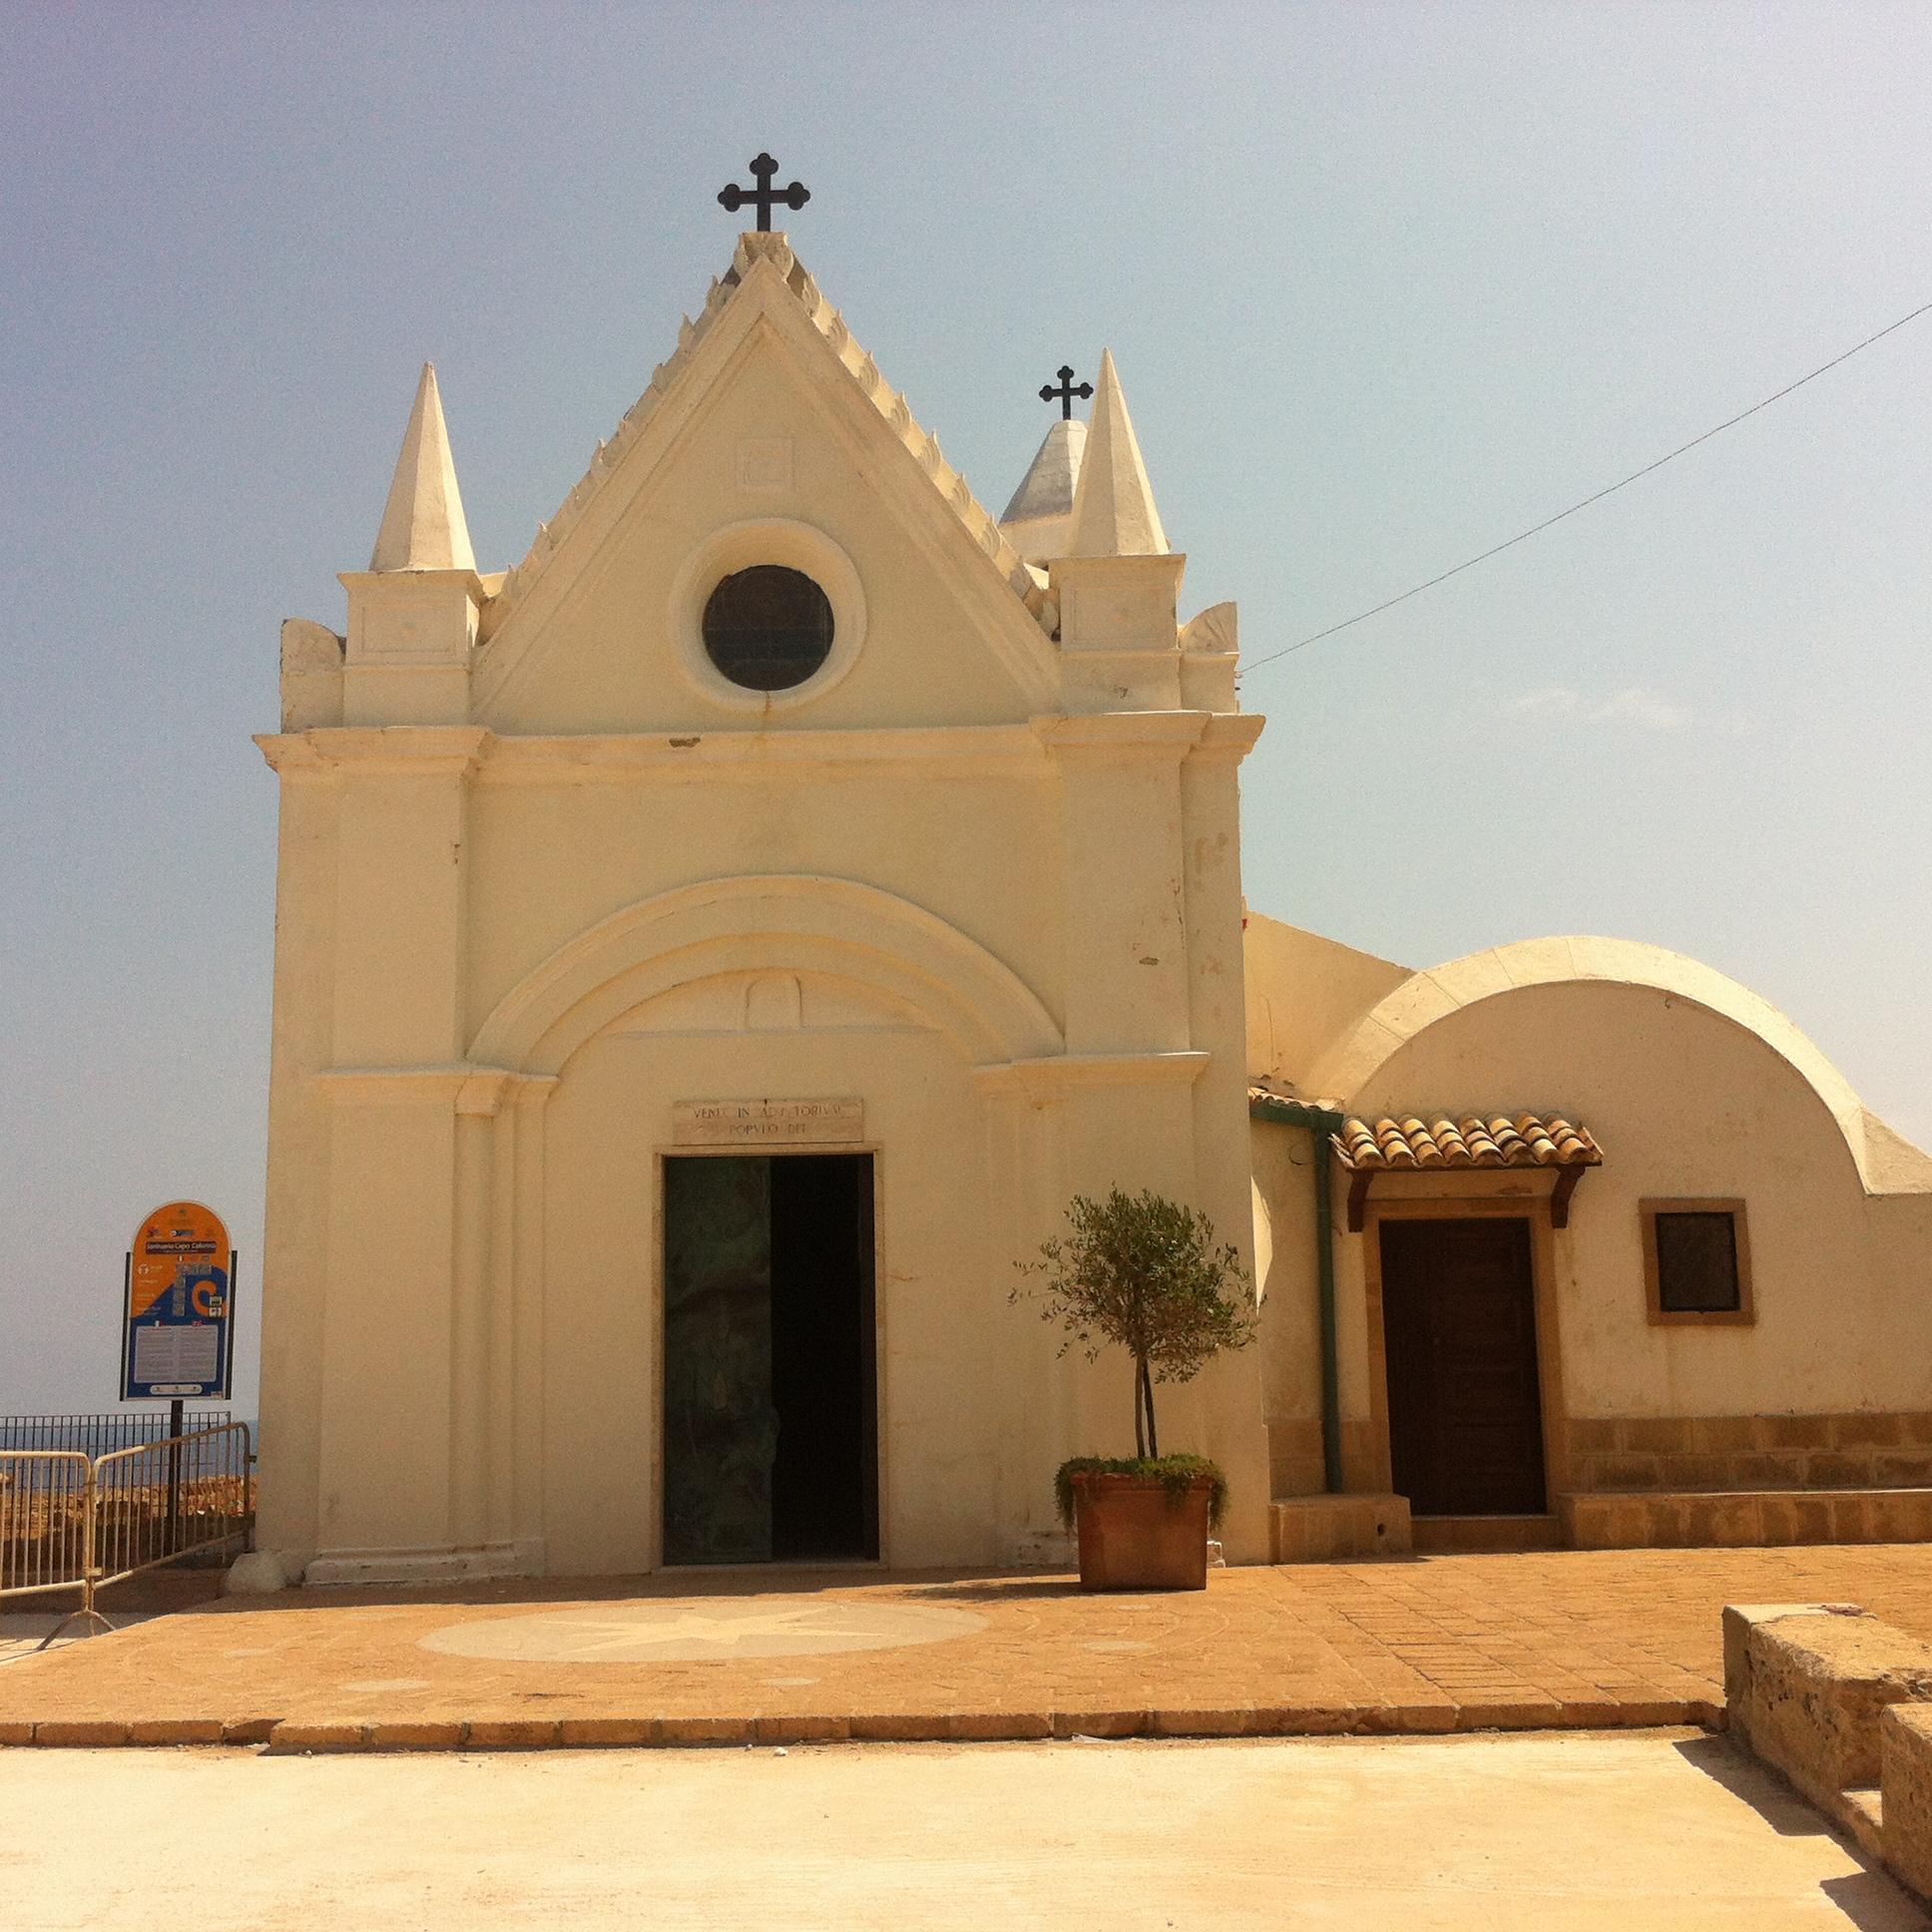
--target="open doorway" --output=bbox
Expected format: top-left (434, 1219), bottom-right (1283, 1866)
top-left (661, 1152), bottom-right (878, 1565)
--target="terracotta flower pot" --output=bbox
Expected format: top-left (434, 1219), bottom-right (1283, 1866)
top-left (1070, 1471), bottom-right (1213, 1591)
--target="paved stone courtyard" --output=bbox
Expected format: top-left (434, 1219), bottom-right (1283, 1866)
top-left (6, 1544), bottom-right (1932, 1749)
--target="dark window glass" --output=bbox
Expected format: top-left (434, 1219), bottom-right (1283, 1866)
top-left (1655, 1210), bottom-right (1740, 1313)
top-left (701, 566), bottom-right (834, 692)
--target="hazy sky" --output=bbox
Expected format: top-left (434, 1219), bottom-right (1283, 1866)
top-left (4, 3), bottom-right (1928, 1415)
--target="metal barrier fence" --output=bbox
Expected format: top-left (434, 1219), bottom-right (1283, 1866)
top-left (0, 1423), bottom-right (253, 1643)
top-left (0, 1411), bottom-right (235, 1457)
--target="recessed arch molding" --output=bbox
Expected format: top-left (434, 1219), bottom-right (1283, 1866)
top-left (469, 874), bottom-right (1063, 1075)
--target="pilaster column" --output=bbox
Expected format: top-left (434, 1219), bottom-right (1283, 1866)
top-left (1033, 712), bottom-right (1205, 1056)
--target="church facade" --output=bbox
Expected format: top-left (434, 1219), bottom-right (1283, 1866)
top-left (255, 227), bottom-right (1932, 1584)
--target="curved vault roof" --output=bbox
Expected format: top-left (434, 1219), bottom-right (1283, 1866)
top-left (1302, 933), bottom-right (1932, 1199)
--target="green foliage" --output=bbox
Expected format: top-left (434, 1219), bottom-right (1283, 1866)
top-left (1013, 1188), bottom-right (1257, 1461)
top-left (1054, 1454), bottom-right (1229, 1531)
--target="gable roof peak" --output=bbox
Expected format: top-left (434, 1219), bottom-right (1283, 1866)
top-left (370, 362), bottom-right (476, 573)
top-left (482, 240), bottom-right (1044, 639)
top-left (1066, 348), bottom-right (1169, 558)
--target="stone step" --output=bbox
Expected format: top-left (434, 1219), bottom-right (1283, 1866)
top-left (1410, 1514), bottom-right (1562, 1554)
top-left (1562, 1488), bottom-right (1932, 1550)
top-left (1268, 1493), bottom-right (1409, 1563)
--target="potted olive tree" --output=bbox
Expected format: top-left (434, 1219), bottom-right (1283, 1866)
top-left (1014, 1189), bottom-right (1256, 1591)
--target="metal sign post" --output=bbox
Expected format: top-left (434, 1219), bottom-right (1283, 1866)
top-left (121, 1203), bottom-right (235, 1406)
top-left (122, 1203), bottom-right (236, 1559)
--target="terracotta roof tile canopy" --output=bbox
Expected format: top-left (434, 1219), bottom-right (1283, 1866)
top-left (1331, 1114), bottom-right (1603, 1231)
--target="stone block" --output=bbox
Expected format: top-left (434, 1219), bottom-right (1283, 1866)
top-left (128, 1718), bottom-right (225, 1746)
top-left (1902, 1414), bottom-right (1932, 1447)
top-left (1566, 1417), bottom-right (1619, 1454)
top-left (370, 1720), bottom-right (464, 1751)
top-left (1454, 1699), bottom-right (1563, 1731)
top-left (947, 1710), bottom-right (1052, 1741)
top-left (1595, 1455), bottom-right (1661, 1490)
top-left (1726, 1453), bottom-right (1793, 1488)
top-left (1672, 1453), bottom-right (1734, 1489)
top-left (224, 1551), bottom-right (293, 1596)
top-left (1759, 1414), bottom-right (1830, 1450)
top-left (1623, 1418), bottom-right (1690, 1453)
top-left (1810, 1451), bottom-right (1875, 1489)
top-left (33, 1720), bottom-right (131, 1747)
top-left (1880, 1702), bottom-right (1932, 1903)
top-left (1151, 1706), bottom-right (1252, 1736)
top-left (1361, 1701), bottom-right (1457, 1733)
top-left (555, 1717), bottom-right (657, 1747)
top-left (1722, 1603), bottom-right (1855, 1735)
top-left (1269, 1493), bottom-right (1411, 1563)
top-left (0, 1721), bottom-right (35, 1746)
top-left (1248, 1704), bottom-right (1356, 1736)
top-left (754, 1713), bottom-right (849, 1744)
top-left (1684, 1496), bottom-right (1759, 1547)
top-left (1868, 1491), bottom-right (1932, 1543)
top-left (847, 1712), bottom-right (944, 1742)
top-left (463, 1719), bottom-right (559, 1748)
top-left (1834, 1412), bottom-right (1907, 1449)
top-left (266, 1720), bottom-right (370, 1753)
top-left (1831, 1494), bottom-right (1874, 1542)
top-left (1876, 1456), bottom-right (1932, 1490)
top-left (1693, 1416), bottom-right (1758, 1452)
top-left (655, 1715), bottom-right (751, 1747)
top-left (1732, 1607), bottom-right (1932, 1813)
top-left (1789, 1495), bottom-right (1837, 1543)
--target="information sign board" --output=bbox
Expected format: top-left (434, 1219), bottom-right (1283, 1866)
top-left (122, 1201), bottom-right (235, 1401)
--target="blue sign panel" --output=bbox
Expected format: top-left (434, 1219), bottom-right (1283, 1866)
top-left (122, 1202), bottom-right (236, 1401)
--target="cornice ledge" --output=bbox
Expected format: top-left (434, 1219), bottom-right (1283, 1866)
top-left (1029, 712), bottom-right (1209, 763)
top-left (1192, 714), bottom-right (1267, 762)
top-left (314, 1064), bottom-right (557, 1112)
top-left (260, 725), bottom-right (493, 777)
top-left (479, 722), bottom-right (1048, 781)
top-left (254, 732), bottom-right (331, 776)
top-left (972, 1050), bottom-right (1210, 1099)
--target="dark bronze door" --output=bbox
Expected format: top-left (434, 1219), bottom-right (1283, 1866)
top-left (1379, 1216), bottom-right (1546, 1516)
top-left (662, 1152), bottom-right (877, 1565)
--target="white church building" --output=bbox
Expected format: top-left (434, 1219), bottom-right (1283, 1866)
top-left (255, 217), bottom-right (1932, 1584)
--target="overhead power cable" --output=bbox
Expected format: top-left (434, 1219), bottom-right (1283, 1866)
top-left (1239, 297), bottom-right (1932, 679)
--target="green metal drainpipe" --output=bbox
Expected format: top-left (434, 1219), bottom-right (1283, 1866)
top-left (1250, 1094), bottom-right (1347, 1494)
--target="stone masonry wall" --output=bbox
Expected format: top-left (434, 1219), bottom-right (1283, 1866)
top-left (1569, 1413), bottom-right (1932, 1494)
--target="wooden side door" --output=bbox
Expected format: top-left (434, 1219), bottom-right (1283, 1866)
top-left (1380, 1216), bottom-right (1546, 1516)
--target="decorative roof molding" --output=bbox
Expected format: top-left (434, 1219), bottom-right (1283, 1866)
top-left (481, 234), bottom-right (1045, 640)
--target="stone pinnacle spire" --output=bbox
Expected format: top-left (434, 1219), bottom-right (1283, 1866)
top-left (370, 363), bottom-right (476, 573)
top-left (998, 416), bottom-right (1087, 564)
top-left (1065, 349), bottom-right (1168, 559)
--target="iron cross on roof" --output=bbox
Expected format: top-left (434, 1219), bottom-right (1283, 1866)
top-left (718, 153), bottom-right (810, 233)
top-left (1039, 365), bottom-right (1094, 420)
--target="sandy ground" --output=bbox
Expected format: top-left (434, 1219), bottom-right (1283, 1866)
top-left (0, 1730), bottom-right (1924, 1931)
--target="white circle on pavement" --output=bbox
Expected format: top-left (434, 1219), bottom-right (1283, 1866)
top-left (418, 1600), bottom-right (987, 1665)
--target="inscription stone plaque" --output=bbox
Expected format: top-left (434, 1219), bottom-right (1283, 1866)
top-left (673, 1097), bottom-right (864, 1147)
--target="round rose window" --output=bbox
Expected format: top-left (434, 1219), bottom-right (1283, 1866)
top-left (701, 565), bottom-right (835, 692)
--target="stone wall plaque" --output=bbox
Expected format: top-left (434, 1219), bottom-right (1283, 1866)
top-left (673, 1097), bottom-right (864, 1147)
